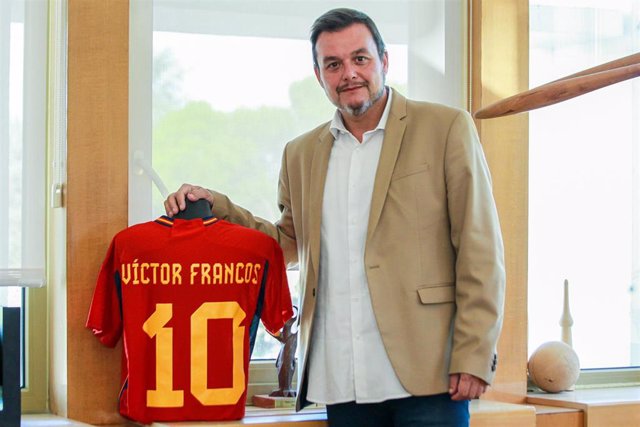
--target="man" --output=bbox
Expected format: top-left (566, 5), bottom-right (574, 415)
top-left (165, 8), bottom-right (505, 427)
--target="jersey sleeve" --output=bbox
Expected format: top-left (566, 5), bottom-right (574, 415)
top-left (86, 237), bottom-right (123, 347)
top-left (260, 240), bottom-right (293, 334)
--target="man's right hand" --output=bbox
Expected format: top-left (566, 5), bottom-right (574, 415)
top-left (164, 183), bottom-right (214, 217)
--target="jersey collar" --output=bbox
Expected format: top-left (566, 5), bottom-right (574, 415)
top-left (155, 216), bottom-right (219, 227)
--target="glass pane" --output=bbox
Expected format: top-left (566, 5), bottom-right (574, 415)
top-left (151, 33), bottom-right (407, 221)
top-left (151, 3), bottom-right (408, 359)
top-left (0, 288), bottom-right (21, 308)
top-left (529, 0), bottom-right (640, 369)
top-left (3, 11), bottom-right (23, 276)
top-left (2, 0), bottom-right (33, 389)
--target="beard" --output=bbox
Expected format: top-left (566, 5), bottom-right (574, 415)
top-left (337, 81), bottom-right (386, 117)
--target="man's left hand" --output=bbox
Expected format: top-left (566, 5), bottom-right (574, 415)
top-left (448, 373), bottom-right (488, 401)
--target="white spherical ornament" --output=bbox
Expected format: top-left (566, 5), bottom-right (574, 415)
top-left (528, 341), bottom-right (580, 393)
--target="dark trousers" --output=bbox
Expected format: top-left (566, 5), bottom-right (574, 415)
top-left (325, 394), bottom-right (470, 427)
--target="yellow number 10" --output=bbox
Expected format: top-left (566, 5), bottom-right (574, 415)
top-left (142, 302), bottom-right (246, 408)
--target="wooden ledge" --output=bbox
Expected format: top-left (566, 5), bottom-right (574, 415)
top-left (469, 400), bottom-right (536, 426)
top-left (153, 407), bottom-right (326, 427)
top-left (527, 385), bottom-right (640, 408)
top-left (527, 386), bottom-right (640, 427)
top-left (150, 400), bottom-right (536, 427)
top-left (531, 404), bottom-right (583, 427)
top-left (533, 404), bottom-right (582, 415)
top-left (23, 400), bottom-right (537, 427)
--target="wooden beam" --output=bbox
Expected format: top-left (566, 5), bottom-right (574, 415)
top-left (66, 0), bottom-right (129, 423)
top-left (470, 0), bottom-right (530, 402)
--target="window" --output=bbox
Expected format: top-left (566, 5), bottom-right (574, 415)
top-left (529, 0), bottom-right (640, 371)
top-left (0, 0), bottom-right (49, 412)
top-left (130, 1), bottom-right (465, 361)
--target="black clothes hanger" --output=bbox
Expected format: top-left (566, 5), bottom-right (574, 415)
top-left (173, 199), bottom-right (213, 220)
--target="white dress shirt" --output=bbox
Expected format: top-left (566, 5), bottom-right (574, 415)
top-left (306, 90), bottom-right (411, 405)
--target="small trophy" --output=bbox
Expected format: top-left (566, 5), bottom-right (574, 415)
top-left (252, 306), bottom-right (299, 408)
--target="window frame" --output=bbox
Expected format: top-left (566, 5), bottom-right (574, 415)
top-left (130, 0), bottom-right (467, 401)
top-left (2, 0), bottom-right (53, 413)
top-left (527, 0), bottom-right (640, 381)
top-left (471, 0), bottom-right (640, 392)
top-left (22, 288), bottom-right (47, 412)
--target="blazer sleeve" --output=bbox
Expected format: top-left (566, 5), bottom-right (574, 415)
top-left (444, 110), bottom-right (506, 384)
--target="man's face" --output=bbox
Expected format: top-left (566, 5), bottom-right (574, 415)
top-left (314, 23), bottom-right (388, 117)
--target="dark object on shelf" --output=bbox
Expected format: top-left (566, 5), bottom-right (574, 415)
top-left (0, 307), bottom-right (21, 427)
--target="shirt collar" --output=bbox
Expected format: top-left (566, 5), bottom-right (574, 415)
top-left (329, 87), bottom-right (393, 139)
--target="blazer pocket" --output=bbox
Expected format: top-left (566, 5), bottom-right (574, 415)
top-left (417, 284), bottom-right (455, 304)
top-left (391, 163), bottom-right (429, 181)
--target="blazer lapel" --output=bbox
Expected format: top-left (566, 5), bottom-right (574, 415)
top-left (367, 92), bottom-right (408, 242)
top-left (308, 126), bottom-right (334, 276)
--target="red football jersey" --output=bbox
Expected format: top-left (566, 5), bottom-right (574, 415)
top-left (86, 216), bottom-right (293, 423)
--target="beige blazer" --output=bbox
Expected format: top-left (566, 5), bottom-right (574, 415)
top-left (211, 90), bottom-right (505, 410)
